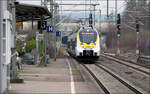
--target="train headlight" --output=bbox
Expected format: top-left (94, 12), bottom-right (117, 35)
top-left (80, 43), bottom-right (84, 48)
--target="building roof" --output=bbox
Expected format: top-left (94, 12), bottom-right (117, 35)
top-left (15, 2), bottom-right (52, 22)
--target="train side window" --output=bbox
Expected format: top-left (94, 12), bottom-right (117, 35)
top-left (75, 38), bottom-right (77, 46)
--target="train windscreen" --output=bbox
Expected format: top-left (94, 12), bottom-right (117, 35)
top-left (79, 29), bottom-right (97, 44)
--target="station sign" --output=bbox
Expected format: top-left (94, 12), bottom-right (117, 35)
top-left (56, 31), bottom-right (61, 36)
top-left (46, 26), bottom-right (53, 33)
top-left (38, 34), bottom-right (44, 40)
top-left (38, 21), bottom-right (47, 30)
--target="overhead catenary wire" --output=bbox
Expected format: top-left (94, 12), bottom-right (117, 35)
top-left (15, 0), bottom-right (125, 1)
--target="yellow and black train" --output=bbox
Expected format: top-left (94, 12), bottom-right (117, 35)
top-left (67, 26), bottom-right (100, 60)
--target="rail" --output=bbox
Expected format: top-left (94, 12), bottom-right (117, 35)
top-left (95, 64), bottom-right (143, 94)
top-left (101, 54), bottom-right (150, 76)
top-left (81, 64), bottom-right (110, 94)
top-left (80, 63), bottom-right (143, 94)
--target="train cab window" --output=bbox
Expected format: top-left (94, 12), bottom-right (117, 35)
top-left (79, 28), bottom-right (97, 44)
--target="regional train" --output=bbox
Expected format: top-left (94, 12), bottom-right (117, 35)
top-left (67, 26), bottom-right (100, 60)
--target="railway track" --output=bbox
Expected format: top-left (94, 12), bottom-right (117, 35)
top-left (81, 64), bottom-right (110, 94)
top-left (103, 53), bottom-right (150, 68)
top-left (95, 64), bottom-right (144, 94)
top-left (101, 54), bottom-right (150, 76)
top-left (81, 63), bottom-right (145, 94)
top-left (68, 52), bottom-right (149, 93)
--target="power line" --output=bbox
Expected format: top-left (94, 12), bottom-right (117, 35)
top-left (15, 0), bottom-right (125, 1)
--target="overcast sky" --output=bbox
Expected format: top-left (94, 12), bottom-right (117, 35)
top-left (17, 0), bottom-right (126, 15)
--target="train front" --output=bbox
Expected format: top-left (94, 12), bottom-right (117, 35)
top-left (76, 27), bottom-right (100, 59)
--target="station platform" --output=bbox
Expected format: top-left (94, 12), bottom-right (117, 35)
top-left (8, 57), bottom-right (101, 94)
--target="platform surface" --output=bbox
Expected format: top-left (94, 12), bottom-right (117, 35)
top-left (9, 58), bottom-right (101, 94)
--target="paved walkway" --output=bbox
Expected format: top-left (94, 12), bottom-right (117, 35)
top-left (9, 57), bottom-right (101, 94)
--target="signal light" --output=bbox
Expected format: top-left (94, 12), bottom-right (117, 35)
top-left (89, 13), bottom-right (93, 25)
top-left (117, 14), bottom-right (121, 25)
top-left (117, 25), bottom-right (121, 35)
top-left (116, 14), bottom-right (121, 35)
top-left (136, 17), bottom-right (140, 21)
top-left (89, 18), bottom-right (93, 21)
top-left (136, 17), bottom-right (140, 32)
top-left (136, 23), bottom-right (139, 32)
top-left (136, 23), bottom-right (139, 29)
top-left (117, 25), bottom-right (120, 30)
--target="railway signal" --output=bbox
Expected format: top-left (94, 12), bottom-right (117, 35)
top-left (136, 17), bottom-right (140, 32)
top-left (117, 25), bottom-right (120, 35)
top-left (116, 14), bottom-right (121, 55)
top-left (117, 14), bottom-right (121, 25)
top-left (136, 17), bottom-right (140, 55)
top-left (116, 14), bottom-right (121, 35)
top-left (117, 14), bottom-right (121, 35)
top-left (89, 13), bottom-right (93, 26)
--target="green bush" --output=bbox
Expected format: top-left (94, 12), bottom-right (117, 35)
top-left (16, 39), bottom-right (24, 52)
top-left (25, 38), bottom-right (36, 53)
top-left (38, 40), bottom-right (44, 56)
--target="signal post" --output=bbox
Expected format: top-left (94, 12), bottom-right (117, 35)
top-left (89, 13), bottom-right (93, 26)
top-left (116, 14), bottom-right (121, 55)
top-left (136, 17), bottom-right (140, 56)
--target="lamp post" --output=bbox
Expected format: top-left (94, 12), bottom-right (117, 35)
top-left (0, 0), bottom-right (3, 93)
top-left (136, 0), bottom-right (140, 56)
top-left (93, 4), bottom-right (96, 26)
top-left (107, 0), bottom-right (109, 18)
